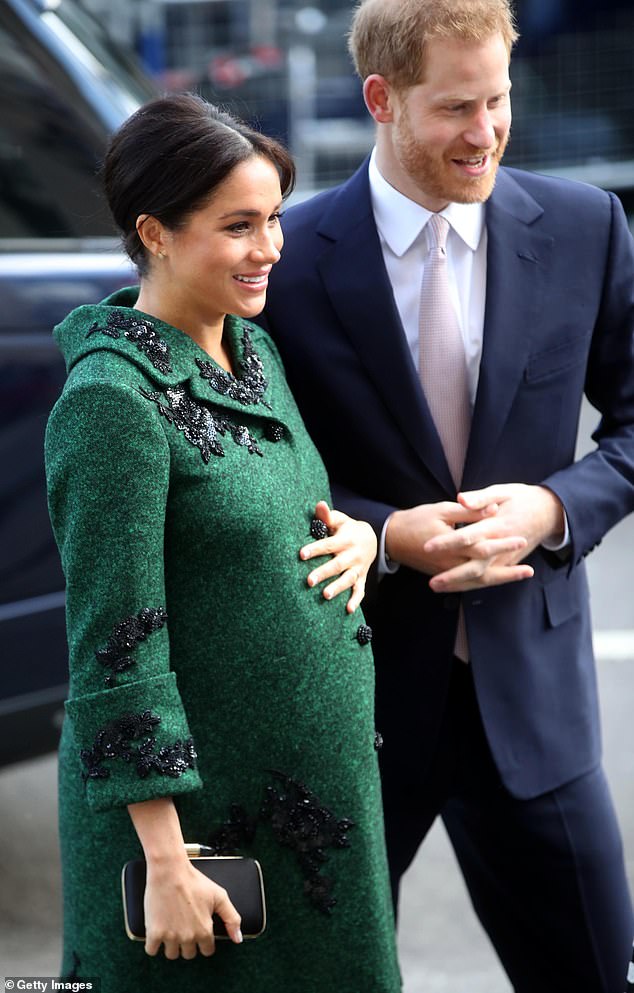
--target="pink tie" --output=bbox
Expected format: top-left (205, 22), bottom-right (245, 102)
top-left (418, 214), bottom-right (471, 661)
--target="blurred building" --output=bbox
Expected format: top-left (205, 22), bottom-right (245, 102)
top-left (78, 0), bottom-right (634, 205)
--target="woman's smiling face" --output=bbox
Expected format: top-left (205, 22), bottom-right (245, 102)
top-left (158, 155), bottom-right (284, 334)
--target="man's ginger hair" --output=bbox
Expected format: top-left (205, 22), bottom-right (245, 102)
top-left (349, 0), bottom-right (518, 89)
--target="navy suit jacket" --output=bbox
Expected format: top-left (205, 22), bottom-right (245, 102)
top-left (260, 162), bottom-right (634, 799)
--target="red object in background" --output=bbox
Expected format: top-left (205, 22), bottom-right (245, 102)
top-left (252, 45), bottom-right (282, 67)
top-left (210, 55), bottom-right (248, 88)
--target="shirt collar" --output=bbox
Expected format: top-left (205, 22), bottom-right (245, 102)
top-left (368, 147), bottom-right (485, 256)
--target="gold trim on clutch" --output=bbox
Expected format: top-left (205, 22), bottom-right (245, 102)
top-left (122, 846), bottom-right (267, 941)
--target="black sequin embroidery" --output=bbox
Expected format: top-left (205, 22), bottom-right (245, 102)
top-left (136, 737), bottom-right (198, 780)
top-left (139, 385), bottom-right (262, 462)
top-left (87, 310), bottom-right (172, 374)
top-left (265, 422), bottom-right (285, 442)
top-left (79, 709), bottom-right (197, 782)
top-left (260, 771), bottom-right (355, 914)
top-left (206, 804), bottom-right (258, 854)
top-left (196, 328), bottom-right (271, 408)
top-left (96, 606), bottom-right (167, 687)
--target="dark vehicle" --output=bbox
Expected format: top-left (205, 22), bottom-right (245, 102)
top-left (0, 0), bottom-right (152, 765)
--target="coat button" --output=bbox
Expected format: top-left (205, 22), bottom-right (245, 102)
top-left (374, 731), bottom-right (384, 751)
top-left (310, 518), bottom-right (329, 540)
top-left (356, 624), bottom-right (373, 646)
top-left (443, 594), bottom-right (459, 611)
top-left (265, 423), bottom-right (285, 442)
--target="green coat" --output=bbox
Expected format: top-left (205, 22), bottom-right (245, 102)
top-left (45, 287), bottom-right (401, 993)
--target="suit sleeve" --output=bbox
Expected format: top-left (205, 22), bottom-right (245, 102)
top-left (330, 480), bottom-right (397, 540)
top-left (45, 379), bottom-right (202, 812)
top-left (542, 192), bottom-right (634, 569)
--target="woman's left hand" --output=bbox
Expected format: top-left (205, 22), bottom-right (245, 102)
top-left (299, 500), bottom-right (377, 613)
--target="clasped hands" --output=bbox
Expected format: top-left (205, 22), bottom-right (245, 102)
top-left (386, 483), bottom-right (566, 593)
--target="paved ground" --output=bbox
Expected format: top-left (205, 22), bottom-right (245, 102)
top-left (2, 401), bottom-right (634, 989)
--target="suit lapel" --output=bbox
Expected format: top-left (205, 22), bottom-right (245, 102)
top-left (463, 171), bottom-right (554, 486)
top-left (316, 165), bottom-right (455, 493)
top-left (311, 165), bottom-right (554, 493)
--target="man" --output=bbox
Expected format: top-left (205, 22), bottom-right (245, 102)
top-left (260, 1), bottom-right (634, 989)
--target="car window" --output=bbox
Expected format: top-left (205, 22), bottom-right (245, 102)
top-left (0, 12), bottom-right (113, 237)
top-left (0, 0), bottom-right (153, 241)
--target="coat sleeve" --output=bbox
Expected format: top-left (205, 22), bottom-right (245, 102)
top-left (45, 377), bottom-right (203, 812)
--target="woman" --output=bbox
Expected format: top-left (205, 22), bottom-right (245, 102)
top-left (45, 93), bottom-right (401, 992)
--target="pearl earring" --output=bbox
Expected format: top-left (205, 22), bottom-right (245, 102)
top-left (157, 251), bottom-right (166, 259)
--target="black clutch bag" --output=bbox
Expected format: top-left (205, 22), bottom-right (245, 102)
top-left (122, 845), bottom-right (266, 940)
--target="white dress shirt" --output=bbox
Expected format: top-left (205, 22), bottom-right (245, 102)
top-left (367, 150), bottom-right (568, 572)
top-left (369, 148), bottom-right (487, 408)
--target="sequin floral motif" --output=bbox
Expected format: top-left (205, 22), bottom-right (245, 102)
top-left (86, 310), bottom-right (173, 374)
top-left (79, 709), bottom-right (197, 782)
top-left (207, 804), bottom-right (258, 854)
top-left (260, 771), bottom-right (355, 914)
top-left (139, 385), bottom-right (263, 462)
top-left (196, 327), bottom-right (271, 409)
top-left (95, 607), bottom-right (167, 688)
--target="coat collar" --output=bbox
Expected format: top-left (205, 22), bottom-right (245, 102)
top-left (56, 286), bottom-right (289, 425)
top-left (313, 162), bottom-right (553, 492)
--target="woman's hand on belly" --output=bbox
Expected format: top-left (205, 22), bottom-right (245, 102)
top-left (300, 500), bottom-right (377, 613)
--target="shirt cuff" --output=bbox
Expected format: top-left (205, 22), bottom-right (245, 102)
top-left (378, 513), bottom-right (400, 577)
top-left (541, 509), bottom-right (570, 551)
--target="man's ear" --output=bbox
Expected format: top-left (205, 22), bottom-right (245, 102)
top-left (363, 74), bottom-right (395, 124)
top-left (136, 214), bottom-right (169, 259)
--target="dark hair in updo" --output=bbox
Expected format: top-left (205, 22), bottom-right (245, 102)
top-left (103, 92), bottom-right (296, 276)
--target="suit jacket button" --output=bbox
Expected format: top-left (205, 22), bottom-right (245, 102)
top-left (443, 594), bottom-right (459, 611)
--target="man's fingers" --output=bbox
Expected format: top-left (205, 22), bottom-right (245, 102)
top-left (458, 486), bottom-right (507, 511)
top-left (439, 501), bottom-right (496, 525)
top-left (430, 561), bottom-right (534, 592)
top-left (425, 525), bottom-right (525, 554)
top-left (471, 537), bottom-right (528, 559)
